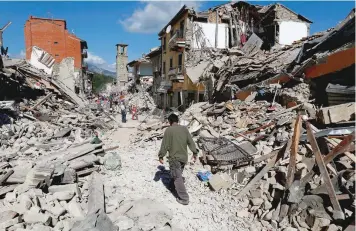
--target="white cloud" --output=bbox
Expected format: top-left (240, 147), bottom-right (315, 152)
top-left (86, 52), bottom-right (115, 72)
top-left (86, 51), bottom-right (105, 65)
top-left (9, 50), bottom-right (26, 59)
top-left (119, 1), bottom-right (201, 33)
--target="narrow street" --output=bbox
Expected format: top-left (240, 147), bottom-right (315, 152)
top-left (100, 117), bottom-right (250, 231)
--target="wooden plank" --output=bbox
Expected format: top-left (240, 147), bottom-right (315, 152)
top-left (62, 144), bottom-right (102, 162)
top-left (286, 115), bottom-right (302, 189)
top-left (234, 141), bottom-right (288, 198)
top-left (77, 166), bottom-right (99, 177)
top-left (0, 185), bottom-right (17, 196)
top-left (87, 172), bottom-right (104, 215)
top-left (0, 170), bottom-right (14, 185)
top-left (306, 122), bottom-right (344, 220)
top-left (298, 132), bottom-right (355, 189)
top-left (252, 149), bottom-right (279, 164)
top-left (0, 162), bottom-right (10, 169)
top-left (29, 93), bottom-right (53, 111)
top-left (69, 154), bottom-right (99, 170)
top-left (327, 137), bottom-right (356, 163)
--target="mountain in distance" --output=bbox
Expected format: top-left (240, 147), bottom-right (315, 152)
top-left (88, 63), bottom-right (116, 78)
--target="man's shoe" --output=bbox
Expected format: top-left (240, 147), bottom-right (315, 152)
top-left (176, 198), bottom-right (189, 205)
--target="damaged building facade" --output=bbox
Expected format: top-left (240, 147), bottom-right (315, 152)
top-left (24, 16), bottom-right (92, 97)
top-left (154, 2), bottom-right (312, 109)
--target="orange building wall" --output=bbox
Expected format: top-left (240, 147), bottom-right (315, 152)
top-left (24, 16), bottom-right (83, 69)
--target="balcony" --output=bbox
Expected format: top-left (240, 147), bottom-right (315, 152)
top-left (82, 62), bottom-right (88, 71)
top-left (168, 66), bottom-right (184, 81)
top-left (168, 30), bottom-right (186, 51)
top-left (82, 50), bottom-right (88, 58)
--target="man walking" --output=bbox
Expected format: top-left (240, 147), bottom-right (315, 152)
top-left (158, 113), bottom-right (198, 205)
top-left (120, 103), bottom-right (127, 123)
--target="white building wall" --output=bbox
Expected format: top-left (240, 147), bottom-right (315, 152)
top-left (192, 22), bottom-right (229, 49)
top-left (278, 21), bottom-right (308, 46)
top-left (29, 46), bottom-right (55, 75)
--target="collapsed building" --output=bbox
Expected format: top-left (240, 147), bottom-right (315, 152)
top-left (24, 16), bottom-right (92, 99)
top-left (153, 2), bottom-right (315, 110)
top-left (135, 5), bottom-right (356, 231)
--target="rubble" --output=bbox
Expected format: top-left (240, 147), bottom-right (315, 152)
top-left (0, 4), bottom-right (354, 231)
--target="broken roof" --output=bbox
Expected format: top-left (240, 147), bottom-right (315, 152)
top-left (259, 3), bottom-right (313, 23)
top-left (127, 57), bottom-right (151, 67)
top-left (158, 5), bottom-right (193, 37)
top-left (146, 47), bottom-right (161, 58)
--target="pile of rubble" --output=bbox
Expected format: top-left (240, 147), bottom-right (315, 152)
top-left (188, 8), bottom-right (355, 107)
top-left (0, 56), bottom-right (129, 230)
top-left (125, 90), bottom-right (156, 112)
top-left (137, 95), bottom-right (355, 230)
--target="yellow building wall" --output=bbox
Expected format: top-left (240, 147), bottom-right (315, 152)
top-left (161, 12), bottom-right (188, 79)
top-left (161, 11), bottom-right (205, 93)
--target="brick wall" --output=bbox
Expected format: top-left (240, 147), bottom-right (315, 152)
top-left (24, 16), bottom-right (83, 69)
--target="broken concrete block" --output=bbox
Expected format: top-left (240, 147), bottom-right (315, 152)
top-left (67, 199), bottom-right (85, 218)
top-left (263, 200), bottom-right (272, 210)
top-left (48, 184), bottom-right (79, 195)
top-left (236, 208), bottom-right (249, 218)
top-left (0, 217), bottom-right (21, 230)
top-left (311, 217), bottom-right (331, 231)
top-left (0, 210), bottom-right (18, 225)
top-left (113, 216), bottom-right (134, 230)
top-left (71, 210), bottom-right (117, 231)
top-left (12, 195), bottom-right (32, 214)
top-left (262, 209), bottom-right (274, 221)
top-left (23, 208), bottom-right (51, 225)
top-left (208, 173), bottom-right (233, 191)
top-left (61, 167), bottom-right (77, 184)
top-left (316, 102), bottom-right (355, 124)
top-left (24, 165), bottom-right (54, 187)
top-left (53, 191), bottom-right (75, 201)
top-left (31, 223), bottom-right (53, 231)
top-left (327, 224), bottom-right (342, 231)
top-left (271, 220), bottom-right (278, 229)
top-left (44, 200), bottom-right (66, 218)
top-left (244, 166), bottom-right (256, 175)
top-left (283, 228), bottom-right (298, 231)
top-left (251, 198), bottom-right (263, 206)
top-left (5, 192), bottom-right (17, 203)
top-left (88, 172), bottom-right (104, 215)
top-left (249, 189), bottom-right (263, 198)
top-left (7, 223), bottom-right (24, 231)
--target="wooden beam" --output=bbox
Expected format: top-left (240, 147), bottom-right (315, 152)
top-left (286, 115), bottom-right (302, 189)
top-left (77, 166), bottom-right (99, 177)
top-left (234, 141), bottom-right (288, 198)
top-left (306, 122), bottom-right (344, 220)
top-left (29, 93), bottom-right (53, 111)
top-left (326, 137), bottom-right (356, 163)
top-left (0, 170), bottom-right (14, 185)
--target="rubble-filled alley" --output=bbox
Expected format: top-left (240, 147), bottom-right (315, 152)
top-left (0, 2), bottom-right (355, 231)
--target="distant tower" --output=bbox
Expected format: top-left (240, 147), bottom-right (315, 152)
top-left (116, 44), bottom-right (128, 85)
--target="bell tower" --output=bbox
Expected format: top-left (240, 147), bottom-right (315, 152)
top-left (116, 44), bottom-right (128, 85)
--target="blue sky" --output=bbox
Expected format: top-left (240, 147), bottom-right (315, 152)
top-left (1, 1), bottom-right (354, 72)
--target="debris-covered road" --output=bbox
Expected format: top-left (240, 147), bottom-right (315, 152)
top-left (102, 118), bottom-right (250, 231)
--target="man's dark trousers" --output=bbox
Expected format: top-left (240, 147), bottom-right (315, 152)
top-left (121, 110), bottom-right (127, 123)
top-left (169, 160), bottom-right (189, 203)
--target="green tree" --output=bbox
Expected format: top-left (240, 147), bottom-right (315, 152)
top-left (92, 73), bottom-right (114, 93)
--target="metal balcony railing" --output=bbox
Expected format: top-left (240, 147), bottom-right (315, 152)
top-left (168, 66), bottom-right (184, 80)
